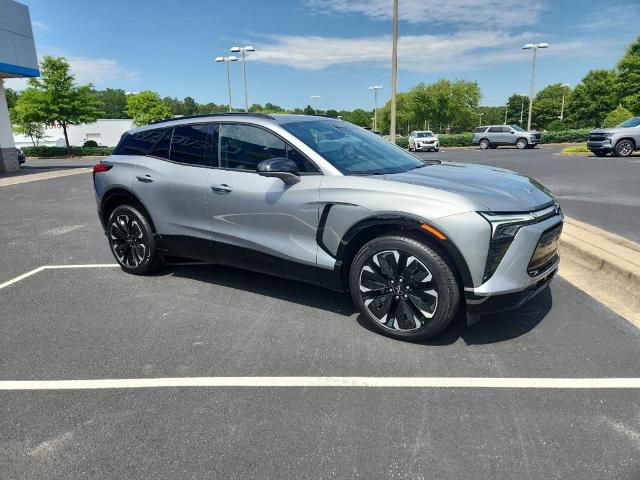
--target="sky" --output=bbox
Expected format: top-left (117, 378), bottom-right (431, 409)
top-left (6, 0), bottom-right (640, 111)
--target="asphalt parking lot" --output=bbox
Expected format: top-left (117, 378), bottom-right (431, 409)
top-left (415, 145), bottom-right (640, 243)
top-left (1, 152), bottom-right (639, 479)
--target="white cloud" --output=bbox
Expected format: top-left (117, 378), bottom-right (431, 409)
top-left (251, 31), bottom-right (595, 73)
top-left (3, 53), bottom-right (139, 90)
top-left (304, 0), bottom-right (546, 28)
top-left (578, 2), bottom-right (640, 29)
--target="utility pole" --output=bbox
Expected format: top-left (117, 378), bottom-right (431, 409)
top-left (520, 94), bottom-right (526, 126)
top-left (368, 85), bottom-right (382, 131)
top-left (559, 83), bottom-right (569, 121)
top-left (504, 105), bottom-right (508, 125)
top-left (230, 46), bottom-right (255, 112)
top-left (523, 42), bottom-right (549, 131)
top-left (389, 0), bottom-right (398, 143)
top-left (215, 56), bottom-right (239, 112)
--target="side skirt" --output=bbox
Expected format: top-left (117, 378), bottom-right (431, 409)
top-left (157, 235), bottom-right (344, 292)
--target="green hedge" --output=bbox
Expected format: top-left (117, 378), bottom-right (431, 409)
top-left (22, 146), bottom-right (114, 157)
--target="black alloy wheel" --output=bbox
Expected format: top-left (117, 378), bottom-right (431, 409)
top-left (108, 205), bottom-right (160, 275)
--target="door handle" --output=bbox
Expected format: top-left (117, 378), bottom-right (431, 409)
top-left (210, 184), bottom-right (233, 194)
top-left (136, 175), bottom-right (153, 183)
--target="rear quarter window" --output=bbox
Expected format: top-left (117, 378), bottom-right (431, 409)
top-left (474, 127), bottom-right (487, 133)
top-left (113, 129), bottom-right (166, 156)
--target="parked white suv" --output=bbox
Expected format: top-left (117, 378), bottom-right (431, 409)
top-left (408, 131), bottom-right (439, 152)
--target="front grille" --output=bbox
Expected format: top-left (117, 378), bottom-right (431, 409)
top-left (589, 133), bottom-right (607, 142)
top-left (532, 134), bottom-right (541, 140)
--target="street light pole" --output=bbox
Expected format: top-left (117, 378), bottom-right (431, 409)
top-left (215, 56), bottom-right (239, 112)
top-left (310, 95), bottom-right (322, 114)
top-left (559, 83), bottom-right (570, 121)
top-left (230, 46), bottom-right (255, 112)
top-left (389, 0), bottom-right (398, 143)
top-left (523, 42), bottom-right (549, 131)
top-left (520, 94), bottom-right (526, 126)
top-left (478, 112), bottom-right (484, 126)
top-left (368, 85), bottom-right (382, 131)
top-left (504, 105), bottom-right (508, 125)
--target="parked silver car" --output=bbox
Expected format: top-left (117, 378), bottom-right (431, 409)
top-left (473, 125), bottom-right (540, 150)
top-left (94, 113), bottom-right (562, 340)
top-left (408, 130), bottom-right (439, 152)
top-left (587, 116), bottom-right (640, 157)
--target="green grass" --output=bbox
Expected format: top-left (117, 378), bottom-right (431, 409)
top-left (561, 145), bottom-right (590, 154)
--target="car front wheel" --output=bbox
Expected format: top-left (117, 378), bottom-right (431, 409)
top-left (107, 204), bottom-right (161, 275)
top-left (614, 139), bottom-right (635, 157)
top-left (349, 235), bottom-right (460, 341)
top-left (516, 138), bottom-right (528, 149)
top-left (479, 139), bottom-right (490, 150)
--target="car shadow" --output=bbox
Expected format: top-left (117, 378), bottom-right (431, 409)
top-left (162, 263), bottom-right (552, 345)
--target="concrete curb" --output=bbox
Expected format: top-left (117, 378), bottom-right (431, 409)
top-left (559, 217), bottom-right (640, 326)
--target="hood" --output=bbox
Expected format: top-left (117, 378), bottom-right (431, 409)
top-left (590, 128), bottom-right (624, 134)
top-left (378, 161), bottom-right (554, 212)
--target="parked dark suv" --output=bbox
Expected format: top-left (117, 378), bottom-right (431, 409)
top-left (93, 113), bottom-right (563, 340)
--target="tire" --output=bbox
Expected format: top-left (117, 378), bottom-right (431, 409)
top-left (592, 150), bottom-right (609, 157)
top-left (516, 138), bottom-right (528, 149)
top-left (349, 235), bottom-right (460, 341)
top-left (107, 204), bottom-right (161, 275)
top-left (614, 139), bottom-right (635, 157)
top-left (479, 139), bottom-right (490, 150)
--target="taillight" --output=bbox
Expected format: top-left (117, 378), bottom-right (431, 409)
top-left (92, 163), bottom-right (112, 185)
top-left (93, 164), bottom-right (112, 174)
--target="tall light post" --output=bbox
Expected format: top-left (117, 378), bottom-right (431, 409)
top-left (389, 0), bottom-right (398, 143)
top-left (520, 93), bottom-right (526, 126)
top-left (504, 104), bottom-right (508, 125)
top-left (559, 83), bottom-right (570, 121)
top-left (523, 42), bottom-right (549, 131)
top-left (368, 85), bottom-right (383, 131)
top-left (477, 112), bottom-right (484, 126)
top-left (230, 46), bottom-right (255, 112)
top-left (310, 95), bottom-right (322, 114)
top-left (215, 55), bottom-right (239, 112)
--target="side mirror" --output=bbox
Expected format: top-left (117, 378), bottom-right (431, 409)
top-left (510, 130), bottom-right (515, 134)
top-left (257, 157), bottom-right (300, 185)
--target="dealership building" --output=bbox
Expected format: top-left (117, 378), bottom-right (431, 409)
top-left (0, 0), bottom-right (39, 172)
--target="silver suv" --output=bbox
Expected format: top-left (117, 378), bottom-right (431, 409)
top-left (94, 113), bottom-right (563, 340)
top-left (587, 117), bottom-right (640, 157)
top-left (473, 125), bottom-right (540, 150)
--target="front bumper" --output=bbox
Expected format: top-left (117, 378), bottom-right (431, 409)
top-left (464, 212), bottom-right (563, 315)
top-left (415, 141), bottom-right (439, 150)
top-left (587, 140), bottom-right (613, 152)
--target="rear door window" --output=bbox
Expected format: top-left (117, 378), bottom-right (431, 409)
top-left (487, 127), bottom-right (501, 133)
top-left (148, 128), bottom-right (173, 160)
top-left (170, 124), bottom-right (211, 166)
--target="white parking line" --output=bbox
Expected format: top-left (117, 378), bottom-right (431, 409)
top-left (0, 168), bottom-right (92, 187)
top-left (1, 377), bottom-right (639, 391)
top-left (0, 264), bottom-right (118, 291)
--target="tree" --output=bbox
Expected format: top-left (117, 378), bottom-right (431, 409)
top-left (343, 108), bottom-right (372, 127)
top-left (325, 109), bottom-right (339, 118)
top-left (505, 94), bottom-right (529, 127)
top-left (5, 87), bottom-right (20, 109)
top-left (126, 91), bottom-right (172, 125)
top-left (183, 96), bottom-right (198, 115)
top-left (567, 69), bottom-right (618, 128)
top-left (96, 88), bottom-right (128, 118)
top-left (10, 88), bottom-right (47, 145)
top-left (530, 83), bottom-right (571, 130)
top-left (26, 56), bottom-right (102, 149)
top-left (602, 105), bottom-right (633, 128)
top-left (303, 105), bottom-right (315, 115)
top-left (162, 96), bottom-right (185, 116)
top-left (615, 35), bottom-right (640, 114)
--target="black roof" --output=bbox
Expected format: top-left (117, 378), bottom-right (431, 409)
top-left (149, 112), bottom-right (275, 125)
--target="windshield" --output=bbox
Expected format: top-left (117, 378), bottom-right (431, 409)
top-left (282, 120), bottom-right (424, 175)
top-left (511, 125), bottom-right (526, 132)
top-left (416, 132), bottom-right (433, 138)
top-left (616, 117), bottom-right (640, 128)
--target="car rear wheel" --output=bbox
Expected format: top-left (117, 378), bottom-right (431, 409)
top-left (614, 139), bottom-right (634, 157)
top-left (349, 235), bottom-right (460, 341)
top-left (516, 138), bottom-right (528, 149)
top-left (479, 139), bottom-right (490, 150)
top-left (107, 205), bottom-right (161, 275)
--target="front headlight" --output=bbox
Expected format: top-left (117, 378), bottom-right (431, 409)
top-left (478, 212), bottom-right (536, 282)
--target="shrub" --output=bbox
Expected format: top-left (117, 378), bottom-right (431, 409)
top-left (83, 139), bottom-right (99, 147)
top-left (438, 133), bottom-right (473, 147)
top-left (561, 145), bottom-right (590, 154)
top-left (22, 146), bottom-right (114, 157)
top-left (539, 128), bottom-right (592, 144)
top-left (602, 105), bottom-right (633, 128)
top-left (546, 120), bottom-right (570, 131)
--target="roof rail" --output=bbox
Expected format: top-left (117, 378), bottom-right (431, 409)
top-left (149, 112), bottom-right (275, 125)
